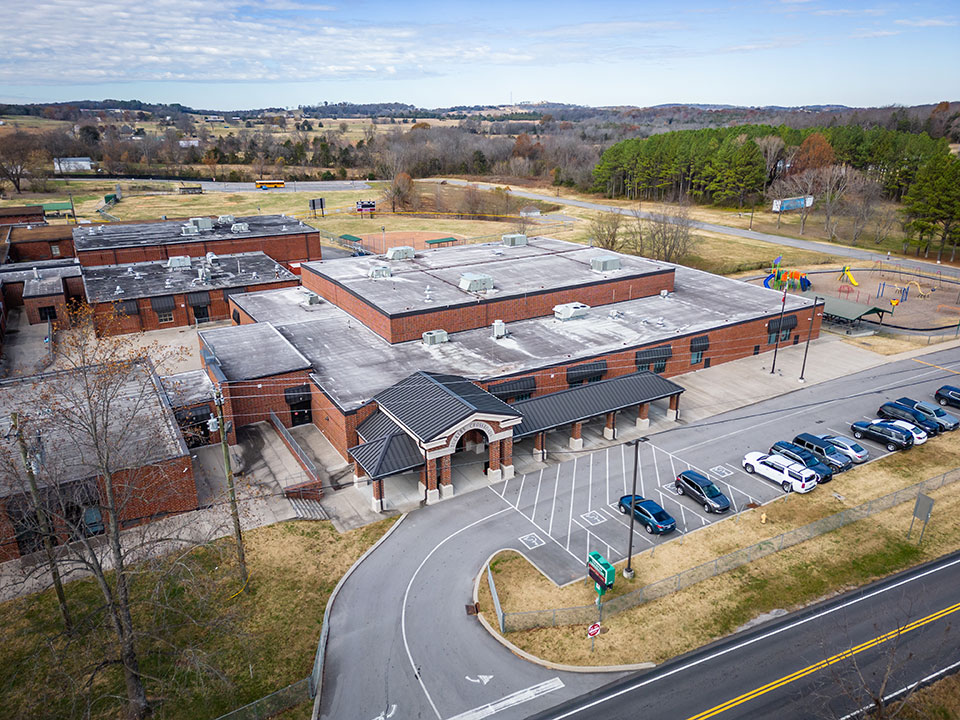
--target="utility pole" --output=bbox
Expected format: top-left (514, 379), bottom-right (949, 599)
top-left (770, 287), bottom-right (787, 375)
top-left (622, 436), bottom-right (648, 580)
top-left (213, 388), bottom-right (247, 586)
top-left (798, 297), bottom-right (821, 382)
top-left (12, 412), bottom-right (72, 632)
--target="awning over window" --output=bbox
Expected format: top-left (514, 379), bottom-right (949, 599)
top-left (115, 299), bottom-right (139, 316)
top-left (222, 286), bottom-right (247, 300)
top-left (489, 376), bottom-right (536, 398)
top-left (175, 406), bottom-right (212, 423)
top-left (284, 385), bottom-right (311, 405)
top-left (690, 335), bottom-right (709, 353)
top-left (186, 291), bottom-right (211, 307)
top-left (636, 345), bottom-right (672, 367)
top-left (767, 315), bottom-right (798, 333)
top-left (567, 359), bottom-right (608, 384)
top-left (150, 296), bottom-right (176, 313)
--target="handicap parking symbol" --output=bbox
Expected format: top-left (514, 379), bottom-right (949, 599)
top-left (710, 465), bottom-right (733, 478)
top-left (519, 533), bottom-right (545, 549)
top-left (580, 511), bottom-right (606, 526)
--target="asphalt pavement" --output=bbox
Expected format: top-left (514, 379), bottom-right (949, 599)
top-left (320, 345), bottom-right (960, 720)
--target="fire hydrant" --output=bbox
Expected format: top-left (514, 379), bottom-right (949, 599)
top-left (761, 512), bottom-right (767, 525)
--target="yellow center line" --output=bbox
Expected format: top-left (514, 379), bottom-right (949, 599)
top-left (911, 358), bottom-right (960, 376)
top-left (684, 600), bottom-right (960, 720)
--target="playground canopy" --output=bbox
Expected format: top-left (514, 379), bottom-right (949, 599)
top-left (800, 291), bottom-right (887, 323)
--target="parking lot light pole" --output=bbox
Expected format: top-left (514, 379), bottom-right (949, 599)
top-left (623, 436), bottom-right (649, 580)
top-left (798, 297), bottom-right (822, 383)
top-left (770, 288), bottom-right (788, 375)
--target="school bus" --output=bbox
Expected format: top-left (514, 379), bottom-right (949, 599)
top-left (254, 179), bottom-right (285, 189)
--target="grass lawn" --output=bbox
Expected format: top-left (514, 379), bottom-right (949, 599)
top-left (0, 516), bottom-right (396, 720)
top-left (479, 432), bottom-right (960, 669)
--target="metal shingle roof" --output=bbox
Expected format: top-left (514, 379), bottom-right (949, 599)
top-left (357, 410), bottom-right (403, 442)
top-left (348, 432), bottom-right (424, 479)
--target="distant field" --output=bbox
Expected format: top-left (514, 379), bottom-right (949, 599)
top-left (0, 115), bottom-right (73, 135)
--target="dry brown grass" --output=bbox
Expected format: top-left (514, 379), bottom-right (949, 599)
top-left (838, 333), bottom-right (947, 356)
top-left (479, 433), bottom-right (960, 667)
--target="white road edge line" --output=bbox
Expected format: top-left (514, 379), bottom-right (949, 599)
top-left (446, 676), bottom-right (565, 720)
top-left (837, 657), bottom-right (960, 720)
top-left (401, 507), bottom-right (512, 720)
top-left (545, 554), bottom-right (960, 720)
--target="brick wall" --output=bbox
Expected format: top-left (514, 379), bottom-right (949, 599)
top-left (76, 231), bottom-right (322, 268)
top-left (23, 293), bottom-right (69, 326)
top-left (311, 385), bottom-right (376, 462)
top-left (0, 500), bottom-right (19, 563)
top-left (9, 236), bottom-right (77, 262)
top-left (220, 370), bottom-right (314, 445)
top-left (227, 297), bottom-right (257, 325)
top-left (302, 265), bottom-right (674, 343)
top-left (2, 282), bottom-right (25, 308)
top-left (0, 211), bottom-right (45, 226)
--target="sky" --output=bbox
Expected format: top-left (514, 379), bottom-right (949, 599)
top-left (0, 0), bottom-right (957, 110)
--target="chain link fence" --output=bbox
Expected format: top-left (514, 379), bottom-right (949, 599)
top-left (212, 677), bottom-right (310, 720)
top-left (497, 468), bottom-right (960, 633)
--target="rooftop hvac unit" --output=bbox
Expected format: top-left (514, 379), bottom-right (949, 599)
top-left (591, 256), bottom-right (622, 272)
top-left (368, 264), bottom-right (392, 279)
top-left (422, 329), bottom-right (449, 345)
top-left (459, 272), bottom-right (494, 292)
top-left (189, 216), bottom-right (214, 231)
top-left (205, 251), bottom-right (219, 264)
top-left (166, 255), bottom-right (192, 269)
top-left (492, 320), bottom-right (507, 339)
top-left (216, 215), bottom-right (235, 225)
top-left (660, 289), bottom-right (669, 298)
top-left (180, 224), bottom-right (200, 236)
top-left (501, 233), bottom-right (527, 247)
top-left (385, 246), bottom-right (415, 261)
top-left (307, 293), bottom-right (322, 305)
top-left (231, 222), bottom-right (250, 234)
top-left (553, 302), bottom-right (590, 321)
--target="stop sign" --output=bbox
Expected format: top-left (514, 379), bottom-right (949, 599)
top-left (587, 622), bottom-right (601, 638)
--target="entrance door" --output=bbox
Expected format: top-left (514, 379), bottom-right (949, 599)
top-left (290, 401), bottom-right (312, 426)
top-left (193, 305), bottom-right (210, 323)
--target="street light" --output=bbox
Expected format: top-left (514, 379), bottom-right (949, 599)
top-left (798, 296), bottom-right (822, 383)
top-left (623, 436), bottom-right (649, 580)
top-left (770, 287), bottom-right (788, 375)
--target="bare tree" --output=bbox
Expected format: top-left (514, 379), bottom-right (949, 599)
top-left (817, 165), bottom-right (851, 240)
top-left (646, 203), bottom-right (697, 263)
top-left (381, 172), bottom-right (417, 212)
top-left (845, 171), bottom-right (881, 246)
top-left (755, 135), bottom-right (786, 193)
top-left (770, 169), bottom-right (820, 234)
top-left (589, 211), bottom-right (625, 251)
top-left (0, 130), bottom-right (39, 193)
top-left (626, 207), bottom-right (646, 257)
top-left (874, 207), bottom-right (899, 246)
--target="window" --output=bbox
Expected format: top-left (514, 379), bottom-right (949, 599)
top-left (768, 331), bottom-right (778, 345)
top-left (157, 310), bottom-right (174, 323)
top-left (691, 350), bottom-right (703, 365)
top-left (50, 245), bottom-right (61, 257)
top-left (512, 392), bottom-right (532, 402)
top-left (38, 306), bottom-right (57, 321)
top-left (781, 328), bottom-right (791, 342)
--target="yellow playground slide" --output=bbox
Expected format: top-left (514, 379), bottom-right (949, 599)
top-left (839, 266), bottom-right (859, 286)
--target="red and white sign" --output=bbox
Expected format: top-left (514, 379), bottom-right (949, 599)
top-left (587, 622), bottom-right (601, 638)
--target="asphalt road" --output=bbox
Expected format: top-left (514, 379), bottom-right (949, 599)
top-left (63, 176), bottom-right (371, 194)
top-left (529, 551), bottom-right (960, 720)
top-left (320, 346), bottom-right (960, 720)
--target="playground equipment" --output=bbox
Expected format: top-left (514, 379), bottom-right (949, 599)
top-left (906, 280), bottom-right (933, 299)
top-left (839, 266), bottom-right (859, 286)
top-left (764, 266), bottom-right (811, 291)
top-left (878, 280), bottom-right (936, 303)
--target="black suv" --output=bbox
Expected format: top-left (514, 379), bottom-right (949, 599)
top-left (851, 420), bottom-right (914, 451)
top-left (792, 433), bottom-right (854, 472)
top-left (769, 441), bottom-right (833, 483)
top-left (935, 385), bottom-right (960, 410)
top-left (675, 470), bottom-right (731, 513)
top-left (877, 402), bottom-right (940, 437)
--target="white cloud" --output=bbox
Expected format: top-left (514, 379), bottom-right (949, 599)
top-left (532, 21), bottom-right (685, 38)
top-left (851, 29), bottom-right (901, 38)
top-left (894, 18), bottom-right (957, 26)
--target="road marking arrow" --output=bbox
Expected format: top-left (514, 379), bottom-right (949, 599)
top-left (465, 675), bottom-right (494, 685)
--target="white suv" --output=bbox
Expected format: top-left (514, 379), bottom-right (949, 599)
top-left (742, 452), bottom-right (818, 493)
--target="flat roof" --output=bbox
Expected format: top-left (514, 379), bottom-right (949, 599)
top-left (8, 224), bottom-right (74, 242)
top-left (230, 285), bottom-right (344, 324)
top-left (0, 259), bottom-right (82, 286)
top-left (161, 369), bottom-right (216, 408)
top-left (0, 206), bottom-right (44, 218)
top-left (216, 260), bottom-right (811, 412)
top-left (72, 214), bottom-right (317, 251)
top-left (199, 322), bottom-right (312, 381)
top-left (82, 252), bottom-right (297, 303)
top-left (300, 236), bottom-right (672, 317)
top-left (24, 276), bottom-right (66, 298)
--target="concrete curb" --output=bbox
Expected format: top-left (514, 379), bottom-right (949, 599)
top-left (472, 552), bottom-right (655, 674)
top-left (311, 512), bottom-right (407, 719)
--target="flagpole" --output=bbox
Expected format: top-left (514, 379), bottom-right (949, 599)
top-left (770, 287), bottom-right (787, 375)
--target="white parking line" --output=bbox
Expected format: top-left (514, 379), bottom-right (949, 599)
top-left (490, 487), bottom-right (582, 566)
top-left (605, 448), bottom-right (611, 507)
top-left (724, 462), bottom-right (776, 492)
top-left (600, 505), bottom-right (655, 546)
top-left (515, 471), bottom-right (526, 511)
top-left (531, 468), bottom-right (544, 522)
top-left (620, 443), bottom-right (627, 496)
top-left (572, 517), bottom-right (623, 558)
top-left (588, 454), bottom-right (593, 513)
top-left (566, 457), bottom-right (577, 551)
top-left (548, 465), bottom-right (560, 537)
top-left (664, 488), bottom-right (713, 525)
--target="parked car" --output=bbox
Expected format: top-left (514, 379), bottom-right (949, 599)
top-left (895, 396), bottom-right (959, 431)
top-left (818, 435), bottom-right (870, 464)
top-left (617, 495), bottom-right (677, 534)
top-left (675, 470), bottom-right (730, 513)
top-left (877, 402), bottom-right (940, 437)
top-left (935, 385), bottom-right (960, 409)
top-left (769, 441), bottom-right (834, 483)
top-left (792, 433), bottom-right (854, 472)
top-left (742, 452), bottom-right (818, 493)
top-left (874, 418), bottom-right (927, 445)
top-left (850, 420), bottom-right (914, 451)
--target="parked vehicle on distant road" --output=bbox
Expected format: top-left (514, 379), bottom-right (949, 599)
top-left (875, 418), bottom-right (928, 445)
top-left (935, 385), bottom-right (960, 409)
top-left (675, 470), bottom-right (730, 513)
top-left (742, 452), bottom-right (818, 493)
top-left (618, 495), bottom-right (677, 534)
top-left (850, 420), bottom-right (914, 451)
top-left (769, 441), bottom-right (833, 483)
top-left (895, 396), bottom-right (959, 431)
top-left (792, 433), bottom-right (854, 472)
top-left (818, 435), bottom-right (870, 464)
top-left (877, 402), bottom-right (940, 437)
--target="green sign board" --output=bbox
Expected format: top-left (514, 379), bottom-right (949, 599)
top-left (587, 551), bottom-right (615, 589)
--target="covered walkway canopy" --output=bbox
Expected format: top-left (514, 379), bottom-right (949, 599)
top-left (800, 291), bottom-right (886, 323)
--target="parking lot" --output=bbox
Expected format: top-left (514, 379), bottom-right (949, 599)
top-left (488, 351), bottom-right (960, 586)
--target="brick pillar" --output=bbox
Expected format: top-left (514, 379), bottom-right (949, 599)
top-left (637, 402), bottom-right (650, 430)
top-left (353, 460), bottom-right (368, 488)
top-left (501, 437), bottom-right (515, 480)
top-left (486, 438), bottom-right (502, 482)
top-left (371, 478), bottom-right (384, 512)
top-left (569, 421), bottom-right (583, 451)
top-left (419, 458), bottom-right (440, 504)
top-left (439, 454), bottom-right (455, 499)
top-left (603, 411), bottom-right (617, 440)
top-left (533, 432), bottom-right (547, 462)
top-left (667, 394), bottom-right (680, 422)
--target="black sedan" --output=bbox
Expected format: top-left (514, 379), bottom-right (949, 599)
top-left (675, 470), bottom-right (730, 513)
top-left (617, 495), bottom-right (677, 534)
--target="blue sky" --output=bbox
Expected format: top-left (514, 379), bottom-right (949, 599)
top-left (1, 0), bottom-right (957, 110)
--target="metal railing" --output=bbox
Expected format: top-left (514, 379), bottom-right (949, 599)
top-left (211, 677), bottom-right (310, 720)
top-left (268, 411), bottom-right (322, 495)
top-left (496, 468), bottom-right (960, 633)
